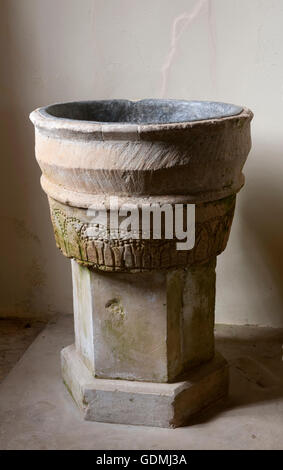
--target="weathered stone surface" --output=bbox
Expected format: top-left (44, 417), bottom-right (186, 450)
top-left (50, 195), bottom-right (235, 272)
top-left (30, 99), bottom-right (253, 427)
top-left (72, 258), bottom-right (216, 383)
top-left (61, 344), bottom-right (229, 428)
top-left (30, 101), bottom-right (253, 206)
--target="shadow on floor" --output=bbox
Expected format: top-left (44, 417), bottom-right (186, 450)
top-left (187, 324), bottom-right (283, 426)
top-left (0, 318), bottom-right (47, 383)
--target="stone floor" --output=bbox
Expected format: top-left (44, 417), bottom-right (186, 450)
top-left (0, 314), bottom-right (282, 450)
top-left (0, 318), bottom-right (46, 383)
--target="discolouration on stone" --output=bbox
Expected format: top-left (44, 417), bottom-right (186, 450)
top-left (49, 195), bottom-right (235, 272)
top-left (72, 260), bottom-right (95, 372)
top-left (71, 261), bottom-right (217, 383)
top-left (61, 344), bottom-right (229, 428)
top-left (30, 99), bottom-right (253, 427)
top-left (30, 101), bottom-right (253, 205)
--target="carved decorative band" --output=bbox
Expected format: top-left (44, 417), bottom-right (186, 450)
top-left (49, 195), bottom-right (236, 272)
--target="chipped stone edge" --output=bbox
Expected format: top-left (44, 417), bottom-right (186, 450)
top-left (61, 344), bottom-right (229, 428)
top-left (30, 106), bottom-right (253, 142)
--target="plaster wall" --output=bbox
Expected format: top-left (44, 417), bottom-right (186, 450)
top-left (0, 0), bottom-right (282, 326)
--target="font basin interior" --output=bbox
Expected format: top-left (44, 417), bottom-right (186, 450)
top-left (40, 99), bottom-right (243, 125)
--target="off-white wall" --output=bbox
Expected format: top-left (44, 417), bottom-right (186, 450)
top-left (1, 0), bottom-right (283, 326)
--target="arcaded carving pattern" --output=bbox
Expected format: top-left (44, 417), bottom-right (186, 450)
top-left (49, 196), bottom-right (235, 272)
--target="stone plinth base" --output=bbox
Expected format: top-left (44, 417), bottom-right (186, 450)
top-left (61, 345), bottom-right (229, 428)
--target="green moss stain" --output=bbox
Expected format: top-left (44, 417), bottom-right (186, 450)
top-left (102, 302), bottom-right (133, 364)
top-left (101, 297), bottom-right (152, 367)
top-left (167, 269), bottom-right (185, 379)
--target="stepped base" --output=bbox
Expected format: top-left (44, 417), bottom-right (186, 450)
top-left (61, 345), bottom-right (229, 428)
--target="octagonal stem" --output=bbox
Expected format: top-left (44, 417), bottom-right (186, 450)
top-left (71, 258), bottom-right (216, 383)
